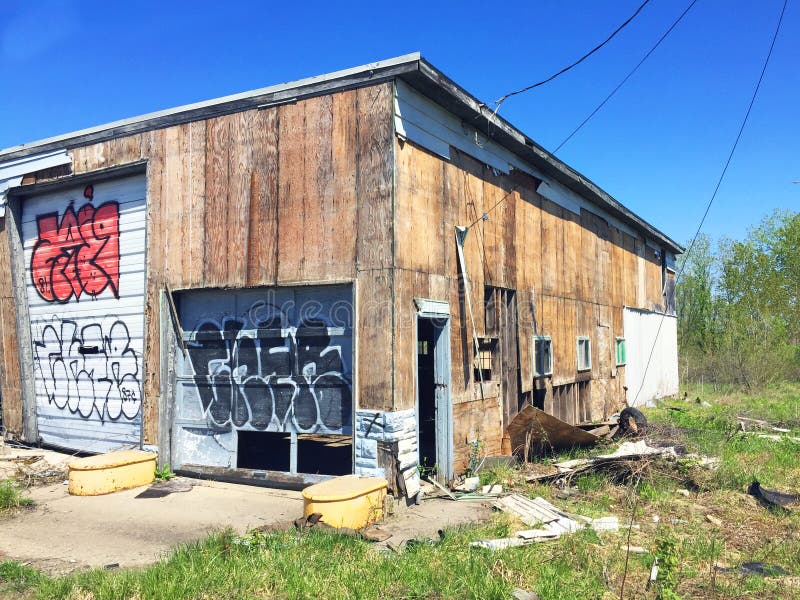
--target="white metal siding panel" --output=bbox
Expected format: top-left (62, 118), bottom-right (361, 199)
top-left (21, 174), bottom-right (146, 452)
top-left (623, 308), bottom-right (679, 407)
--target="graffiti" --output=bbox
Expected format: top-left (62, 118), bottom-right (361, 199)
top-left (30, 199), bottom-right (120, 303)
top-left (33, 318), bottom-right (141, 421)
top-left (186, 301), bottom-right (352, 433)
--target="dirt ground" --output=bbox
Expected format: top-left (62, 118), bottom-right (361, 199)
top-left (1, 447), bottom-right (491, 575)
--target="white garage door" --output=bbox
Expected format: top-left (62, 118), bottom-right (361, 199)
top-left (22, 174), bottom-right (147, 452)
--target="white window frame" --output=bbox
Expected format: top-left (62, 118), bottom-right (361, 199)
top-left (576, 336), bottom-right (591, 371)
top-left (533, 335), bottom-right (553, 377)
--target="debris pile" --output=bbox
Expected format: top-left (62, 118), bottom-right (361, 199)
top-left (0, 449), bottom-right (69, 487)
top-left (470, 493), bottom-right (621, 550)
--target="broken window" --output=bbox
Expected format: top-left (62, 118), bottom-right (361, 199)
top-left (576, 336), bottom-right (591, 371)
top-left (533, 336), bottom-right (553, 377)
top-left (615, 337), bottom-right (626, 366)
top-left (474, 337), bottom-right (497, 381)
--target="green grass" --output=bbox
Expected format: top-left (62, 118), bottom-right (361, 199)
top-left (0, 479), bottom-right (33, 512)
top-left (2, 384), bottom-right (800, 599)
top-left (0, 521), bottom-right (615, 600)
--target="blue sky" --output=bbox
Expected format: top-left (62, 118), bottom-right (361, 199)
top-left (1, 0), bottom-right (797, 247)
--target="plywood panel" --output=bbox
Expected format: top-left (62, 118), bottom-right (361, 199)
top-left (203, 116), bottom-right (230, 287)
top-left (187, 120), bottom-right (207, 287)
top-left (142, 129), bottom-right (165, 444)
top-left (562, 210), bottom-right (579, 299)
top-left (300, 95), bottom-right (333, 281)
top-left (246, 109), bottom-right (278, 286)
top-left (540, 199), bottom-right (558, 296)
top-left (355, 84), bottom-right (393, 271)
top-left (452, 396), bottom-right (502, 472)
top-left (0, 296), bottom-right (22, 433)
top-left (164, 124), bottom-right (187, 287)
top-left (226, 111), bottom-right (255, 286)
top-left (393, 268), bottom-right (417, 411)
top-left (357, 270), bottom-right (393, 411)
top-left (395, 142), bottom-right (445, 274)
top-left (329, 90), bottom-right (359, 279)
top-left (276, 100), bottom-right (306, 282)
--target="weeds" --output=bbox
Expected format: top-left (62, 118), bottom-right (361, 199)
top-left (154, 465), bottom-right (175, 481)
top-left (0, 478), bottom-right (33, 511)
top-left (1, 385), bottom-right (799, 599)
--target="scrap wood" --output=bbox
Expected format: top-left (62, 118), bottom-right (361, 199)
top-left (737, 416), bottom-right (791, 433)
top-left (470, 537), bottom-right (534, 550)
top-left (424, 476), bottom-right (456, 500)
top-left (493, 494), bottom-right (561, 526)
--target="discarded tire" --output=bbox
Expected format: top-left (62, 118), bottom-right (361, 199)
top-left (618, 407), bottom-right (647, 436)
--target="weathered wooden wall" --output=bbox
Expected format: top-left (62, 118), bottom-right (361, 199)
top-left (0, 218), bottom-right (23, 434)
top-left (0, 83), bottom-right (395, 443)
top-left (392, 140), bottom-right (665, 471)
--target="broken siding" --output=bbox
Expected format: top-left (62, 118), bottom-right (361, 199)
top-left (393, 135), bottom-right (666, 469)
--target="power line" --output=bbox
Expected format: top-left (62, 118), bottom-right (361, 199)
top-left (474, 0), bottom-right (695, 226)
top-left (632, 0), bottom-right (789, 406)
top-left (493, 0), bottom-right (653, 110)
top-left (553, 0), bottom-right (700, 154)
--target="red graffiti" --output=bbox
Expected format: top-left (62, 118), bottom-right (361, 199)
top-left (30, 201), bottom-right (121, 303)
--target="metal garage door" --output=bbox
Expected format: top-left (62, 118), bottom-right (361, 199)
top-left (173, 285), bottom-right (353, 474)
top-left (22, 175), bottom-right (146, 452)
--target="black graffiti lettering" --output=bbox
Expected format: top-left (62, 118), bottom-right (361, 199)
top-left (33, 317), bottom-right (142, 421)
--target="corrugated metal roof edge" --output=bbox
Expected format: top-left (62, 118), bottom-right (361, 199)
top-left (0, 52), bottom-right (683, 254)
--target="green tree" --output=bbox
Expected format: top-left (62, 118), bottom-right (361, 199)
top-left (676, 210), bottom-right (800, 388)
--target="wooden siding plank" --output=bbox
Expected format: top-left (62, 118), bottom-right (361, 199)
top-left (357, 270), bottom-right (393, 411)
top-left (0, 296), bottom-right (22, 433)
top-left (203, 116), bottom-right (230, 286)
top-left (227, 111), bottom-right (255, 286)
top-left (141, 128), bottom-right (165, 445)
top-left (163, 125), bottom-right (186, 287)
top-left (301, 95), bottom-right (333, 281)
top-left (188, 120), bottom-right (207, 287)
top-left (329, 90), bottom-right (359, 278)
top-left (276, 101), bottom-right (306, 283)
top-left (246, 109), bottom-right (278, 286)
top-left (355, 84), bottom-right (393, 271)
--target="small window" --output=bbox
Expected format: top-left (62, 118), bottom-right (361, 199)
top-left (474, 337), bottom-right (496, 381)
top-left (576, 336), bottom-right (591, 371)
top-left (615, 337), bottom-right (626, 366)
top-left (533, 336), bottom-right (552, 377)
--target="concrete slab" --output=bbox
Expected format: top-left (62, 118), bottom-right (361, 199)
top-left (0, 478), bottom-right (304, 574)
top-left (376, 498), bottom-right (493, 549)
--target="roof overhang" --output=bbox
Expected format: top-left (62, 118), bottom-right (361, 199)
top-left (0, 52), bottom-right (683, 253)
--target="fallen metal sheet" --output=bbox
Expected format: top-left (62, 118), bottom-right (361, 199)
top-left (507, 406), bottom-right (599, 455)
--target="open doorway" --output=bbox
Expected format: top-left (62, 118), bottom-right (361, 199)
top-left (416, 309), bottom-right (452, 484)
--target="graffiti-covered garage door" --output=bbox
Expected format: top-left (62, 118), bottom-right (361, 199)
top-left (173, 285), bottom-right (353, 473)
top-left (22, 175), bottom-right (146, 452)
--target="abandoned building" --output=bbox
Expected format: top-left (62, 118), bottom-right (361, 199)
top-left (0, 54), bottom-right (680, 494)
